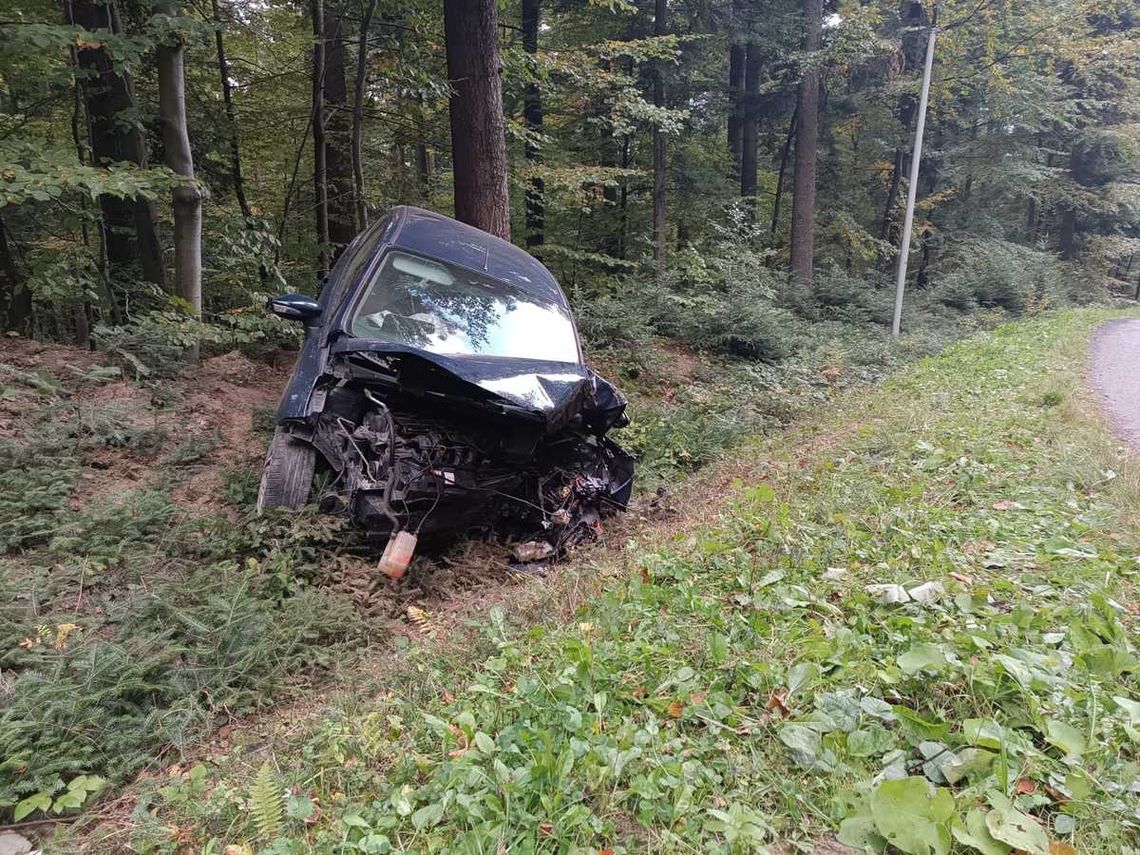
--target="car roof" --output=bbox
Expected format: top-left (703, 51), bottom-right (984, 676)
top-left (386, 206), bottom-right (568, 307)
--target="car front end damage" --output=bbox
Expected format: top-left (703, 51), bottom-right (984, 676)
top-left (271, 347), bottom-right (633, 575)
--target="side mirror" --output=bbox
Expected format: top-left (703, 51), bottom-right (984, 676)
top-left (268, 293), bottom-right (322, 325)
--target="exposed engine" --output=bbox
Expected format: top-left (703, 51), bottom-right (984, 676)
top-left (306, 379), bottom-right (634, 560)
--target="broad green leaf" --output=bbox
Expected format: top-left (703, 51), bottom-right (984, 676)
top-left (411, 801), bottom-right (445, 831)
top-left (778, 723), bottom-right (820, 766)
top-left (14, 791), bottom-right (52, 821)
top-left (474, 731), bottom-right (496, 754)
top-left (898, 643), bottom-right (948, 675)
top-left (951, 808), bottom-right (1011, 855)
top-left (869, 776), bottom-right (954, 855)
top-left (838, 813), bottom-right (888, 851)
top-left (848, 725), bottom-right (895, 758)
top-left (984, 793), bottom-right (1049, 855)
top-left (1045, 720), bottom-right (1085, 756)
top-left (940, 748), bottom-right (995, 784)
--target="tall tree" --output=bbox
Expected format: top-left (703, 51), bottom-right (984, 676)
top-left (65, 0), bottom-right (165, 292)
top-left (210, 0), bottom-right (252, 222)
top-left (522, 0), bottom-right (544, 247)
top-left (652, 0), bottom-right (667, 275)
top-left (352, 0), bottom-right (379, 228)
top-left (311, 0), bottom-right (330, 274)
top-left (0, 215), bottom-right (31, 333)
top-left (727, 0), bottom-right (745, 172)
top-left (322, 7), bottom-right (356, 255)
top-left (789, 0), bottom-right (821, 290)
top-left (740, 42), bottom-right (760, 200)
top-left (155, 0), bottom-right (203, 339)
top-left (444, 0), bottom-right (511, 239)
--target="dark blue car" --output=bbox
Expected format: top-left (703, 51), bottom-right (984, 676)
top-left (259, 207), bottom-right (634, 565)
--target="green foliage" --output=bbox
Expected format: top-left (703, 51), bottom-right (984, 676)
top-left (935, 239), bottom-right (1065, 314)
top-left (124, 310), bottom-right (1140, 854)
top-left (250, 761), bottom-right (284, 842)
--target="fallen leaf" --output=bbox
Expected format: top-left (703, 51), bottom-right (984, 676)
top-left (1043, 784), bottom-right (1069, 804)
top-left (1050, 843), bottom-right (1077, 855)
top-left (667, 700), bottom-right (684, 719)
top-left (992, 500), bottom-right (1013, 510)
top-left (950, 572), bottom-right (973, 584)
top-left (767, 690), bottom-right (790, 717)
top-left (1015, 778), bottom-right (1037, 795)
top-left (539, 822), bottom-right (554, 837)
top-left (689, 692), bottom-right (705, 704)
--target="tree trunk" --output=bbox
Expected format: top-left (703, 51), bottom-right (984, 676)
top-left (444, 0), bottom-right (511, 239)
top-left (770, 105), bottom-right (796, 236)
top-left (352, 0), bottom-right (378, 229)
top-left (652, 0), bottom-right (667, 277)
top-left (322, 8), bottom-right (356, 258)
top-left (790, 0), bottom-right (821, 290)
top-left (155, 5), bottom-right (203, 341)
top-left (740, 43), bottom-right (760, 200)
top-left (728, 42), bottom-right (745, 171)
top-left (311, 0), bottom-right (330, 275)
top-left (0, 215), bottom-right (32, 334)
top-left (67, 0), bottom-right (165, 292)
top-left (211, 0), bottom-right (252, 221)
top-left (522, 0), bottom-right (544, 247)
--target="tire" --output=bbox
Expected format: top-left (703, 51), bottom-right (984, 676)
top-left (256, 427), bottom-right (317, 513)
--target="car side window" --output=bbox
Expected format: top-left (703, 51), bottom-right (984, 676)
top-left (324, 218), bottom-right (388, 308)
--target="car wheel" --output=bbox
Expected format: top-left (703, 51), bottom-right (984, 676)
top-left (256, 428), bottom-right (317, 513)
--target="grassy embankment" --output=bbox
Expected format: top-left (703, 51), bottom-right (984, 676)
top-left (102, 309), bottom-right (1140, 854)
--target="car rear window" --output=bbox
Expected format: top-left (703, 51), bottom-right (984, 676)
top-left (349, 251), bottom-right (581, 363)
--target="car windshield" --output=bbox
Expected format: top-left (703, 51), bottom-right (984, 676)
top-left (349, 251), bottom-right (580, 363)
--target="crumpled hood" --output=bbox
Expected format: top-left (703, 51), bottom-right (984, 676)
top-left (330, 340), bottom-right (625, 433)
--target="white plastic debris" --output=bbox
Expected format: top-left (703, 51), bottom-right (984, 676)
top-left (907, 581), bottom-right (946, 603)
top-left (865, 583), bottom-right (910, 604)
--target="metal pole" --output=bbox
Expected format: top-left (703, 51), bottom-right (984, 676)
top-left (891, 26), bottom-right (937, 338)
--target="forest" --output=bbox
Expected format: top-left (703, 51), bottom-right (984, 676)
top-left (1, 0), bottom-right (1137, 359)
top-left (3, 0), bottom-right (1140, 851)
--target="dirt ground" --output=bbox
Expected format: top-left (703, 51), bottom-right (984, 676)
top-left (1089, 317), bottom-right (1140, 453)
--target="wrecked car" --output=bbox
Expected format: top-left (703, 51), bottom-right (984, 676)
top-left (259, 206), bottom-right (634, 576)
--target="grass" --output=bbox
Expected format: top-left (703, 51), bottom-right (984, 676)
top-left (85, 308), bottom-right (1140, 855)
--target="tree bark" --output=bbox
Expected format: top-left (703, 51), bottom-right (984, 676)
top-left (770, 105), bottom-right (797, 236)
top-left (352, 0), bottom-right (377, 229)
top-left (311, 0), bottom-right (330, 275)
top-left (155, 3), bottom-right (203, 336)
top-left (211, 0), bottom-right (252, 221)
top-left (0, 214), bottom-right (32, 333)
top-left (66, 0), bottom-right (165, 292)
top-left (322, 8), bottom-right (356, 258)
top-left (444, 0), bottom-right (511, 240)
top-left (790, 0), bottom-right (822, 290)
top-left (652, 0), bottom-right (667, 277)
top-left (522, 0), bottom-right (544, 247)
top-left (728, 42), bottom-right (745, 171)
top-left (740, 42), bottom-right (760, 199)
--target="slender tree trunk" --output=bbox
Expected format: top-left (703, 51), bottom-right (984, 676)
top-left (211, 0), bottom-right (252, 221)
top-left (311, 0), bottom-right (330, 275)
top-left (522, 0), bottom-right (544, 248)
top-left (155, 5), bottom-right (203, 349)
top-left (0, 215), bottom-right (31, 333)
top-left (728, 42), bottom-right (745, 171)
top-left (740, 43), bottom-right (760, 199)
top-left (770, 105), bottom-right (796, 236)
top-left (352, 0), bottom-right (378, 229)
top-left (444, 0), bottom-right (510, 239)
top-left (322, 8), bottom-right (356, 257)
top-left (652, 0), bottom-right (667, 277)
top-left (790, 0), bottom-right (822, 290)
top-left (67, 0), bottom-right (165, 292)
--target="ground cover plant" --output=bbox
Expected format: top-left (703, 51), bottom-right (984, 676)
top-left (94, 308), bottom-right (1140, 854)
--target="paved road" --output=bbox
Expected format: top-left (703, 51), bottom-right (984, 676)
top-left (1090, 318), bottom-right (1140, 451)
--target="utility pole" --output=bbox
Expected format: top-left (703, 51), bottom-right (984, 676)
top-left (891, 25), bottom-right (937, 338)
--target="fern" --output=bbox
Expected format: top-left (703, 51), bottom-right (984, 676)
top-left (249, 761), bottom-right (283, 841)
